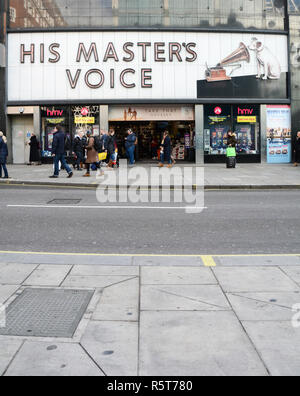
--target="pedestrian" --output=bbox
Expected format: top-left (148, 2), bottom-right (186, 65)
top-left (28, 133), bottom-right (40, 165)
top-left (293, 131), bottom-right (300, 167)
top-left (72, 131), bottom-right (84, 171)
top-left (125, 129), bottom-right (137, 167)
top-left (107, 129), bottom-right (118, 169)
top-left (151, 136), bottom-right (158, 160)
top-left (158, 131), bottom-right (172, 168)
top-left (84, 131), bottom-right (98, 177)
top-left (226, 130), bottom-right (238, 169)
top-left (49, 125), bottom-right (73, 179)
top-left (227, 130), bottom-right (236, 147)
top-left (0, 132), bottom-right (10, 179)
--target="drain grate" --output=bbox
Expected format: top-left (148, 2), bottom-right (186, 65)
top-left (48, 199), bottom-right (82, 205)
top-left (0, 288), bottom-right (94, 338)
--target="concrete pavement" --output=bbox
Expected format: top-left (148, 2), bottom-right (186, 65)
top-left (0, 163), bottom-right (300, 189)
top-left (0, 253), bottom-right (300, 376)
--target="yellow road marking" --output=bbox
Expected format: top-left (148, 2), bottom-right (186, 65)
top-left (0, 251), bottom-right (298, 258)
top-left (201, 256), bottom-right (217, 267)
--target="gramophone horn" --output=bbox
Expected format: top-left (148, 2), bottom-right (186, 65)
top-left (218, 43), bottom-right (251, 67)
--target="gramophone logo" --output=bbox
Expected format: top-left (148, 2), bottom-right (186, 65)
top-left (205, 37), bottom-right (282, 83)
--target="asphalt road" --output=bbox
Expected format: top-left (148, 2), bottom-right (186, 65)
top-left (0, 186), bottom-right (299, 255)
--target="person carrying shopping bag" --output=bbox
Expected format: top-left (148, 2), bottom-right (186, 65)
top-left (226, 131), bottom-right (237, 169)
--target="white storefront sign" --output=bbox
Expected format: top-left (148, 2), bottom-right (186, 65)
top-left (7, 32), bottom-right (288, 102)
top-left (109, 105), bottom-right (195, 121)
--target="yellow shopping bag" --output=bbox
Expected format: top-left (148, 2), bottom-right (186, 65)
top-left (98, 152), bottom-right (107, 161)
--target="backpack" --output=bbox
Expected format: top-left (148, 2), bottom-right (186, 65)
top-left (93, 135), bottom-right (102, 153)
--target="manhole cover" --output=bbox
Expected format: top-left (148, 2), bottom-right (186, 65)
top-left (0, 288), bottom-right (94, 338)
top-left (48, 199), bottom-right (82, 205)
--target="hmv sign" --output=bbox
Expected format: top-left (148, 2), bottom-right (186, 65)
top-left (7, 31), bottom-right (289, 102)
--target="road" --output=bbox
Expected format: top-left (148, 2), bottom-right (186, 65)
top-left (0, 186), bottom-right (299, 255)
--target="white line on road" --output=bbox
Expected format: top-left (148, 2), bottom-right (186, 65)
top-left (7, 204), bottom-right (208, 210)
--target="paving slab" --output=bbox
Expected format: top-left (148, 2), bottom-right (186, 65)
top-left (81, 321), bottom-right (138, 376)
top-left (23, 265), bottom-right (72, 287)
top-left (213, 267), bottom-right (299, 293)
top-left (141, 285), bottom-right (230, 311)
top-left (0, 285), bottom-right (20, 304)
top-left (280, 266), bottom-right (300, 286)
top-left (0, 340), bottom-right (24, 376)
top-left (5, 341), bottom-right (103, 377)
top-left (0, 264), bottom-right (37, 284)
top-left (215, 256), bottom-right (300, 267)
top-left (133, 256), bottom-right (203, 267)
top-left (62, 275), bottom-right (137, 289)
top-left (71, 265), bottom-right (139, 277)
top-left (227, 292), bottom-right (300, 321)
top-left (243, 321), bottom-right (300, 376)
top-left (141, 266), bottom-right (216, 285)
top-left (93, 278), bottom-right (139, 321)
top-left (139, 311), bottom-right (268, 376)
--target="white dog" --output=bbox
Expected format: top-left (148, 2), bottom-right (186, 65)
top-left (248, 38), bottom-right (281, 80)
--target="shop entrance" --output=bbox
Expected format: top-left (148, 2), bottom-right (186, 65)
top-left (109, 121), bottom-right (195, 162)
top-left (11, 115), bottom-right (33, 164)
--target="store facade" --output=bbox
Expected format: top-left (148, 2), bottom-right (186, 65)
top-left (5, 29), bottom-right (291, 164)
top-left (3, 1), bottom-right (299, 165)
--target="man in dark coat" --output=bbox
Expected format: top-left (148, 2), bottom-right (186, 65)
top-left (294, 131), bottom-right (300, 167)
top-left (0, 132), bottom-right (9, 179)
top-left (159, 131), bottom-right (172, 168)
top-left (125, 129), bottom-right (137, 167)
top-left (72, 133), bottom-right (84, 171)
top-left (49, 125), bottom-right (73, 179)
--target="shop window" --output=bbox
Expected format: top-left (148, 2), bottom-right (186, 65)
top-left (204, 104), bottom-right (260, 156)
top-left (41, 106), bottom-right (70, 158)
top-left (71, 106), bottom-right (100, 139)
top-left (204, 105), bottom-right (232, 155)
top-left (233, 105), bottom-right (260, 155)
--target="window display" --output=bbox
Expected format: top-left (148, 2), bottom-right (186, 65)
top-left (204, 105), bottom-right (260, 158)
top-left (41, 106), bottom-right (70, 158)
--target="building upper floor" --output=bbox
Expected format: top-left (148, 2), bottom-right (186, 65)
top-left (5, 0), bottom-right (300, 32)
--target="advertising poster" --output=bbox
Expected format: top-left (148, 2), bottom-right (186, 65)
top-left (235, 125), bottom-right (257, 154)
top-left (267, 106), bottom-right (292, 164)
top-left (210, 126), bottom-right (229, 155)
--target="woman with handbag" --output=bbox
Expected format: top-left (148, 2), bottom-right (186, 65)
top-left (83, 131), bottom-right (98, 177)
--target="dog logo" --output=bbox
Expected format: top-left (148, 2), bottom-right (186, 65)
top-left (248, 38), bottom-right (281, 80)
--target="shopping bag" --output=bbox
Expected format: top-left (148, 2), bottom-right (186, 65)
top-left (226, 147), bottom-right (236, 157)
top-left (98, 152), bottom-right (107, 161)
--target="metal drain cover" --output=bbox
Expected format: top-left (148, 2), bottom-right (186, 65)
top-left (0, 288), bottom-right (94, 338)
top-left (48, 199), bottom-right (82, 205)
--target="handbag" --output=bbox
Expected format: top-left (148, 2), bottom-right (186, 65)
top-left (226, 147), bottom-right (236, 157)
top-left (98, 152), bottom-right (107, 161)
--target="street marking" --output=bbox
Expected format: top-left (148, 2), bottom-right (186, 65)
top-left (0, 251), bottom-right (298, 258)
top-left (7, 204), bottom-right (208, 210)
top-left (201, 255), bottom-right (217, 267)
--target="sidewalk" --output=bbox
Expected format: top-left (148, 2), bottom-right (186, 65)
top-left (0, 163), bottom-right (299, 189)
top-left (0, 253), bottom-right (300, 376)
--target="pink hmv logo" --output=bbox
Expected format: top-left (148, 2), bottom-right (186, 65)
top-left (81, 107), bottom-right (89, 116)
top-left (238, 107), bottom-right (254, 115)
top-left (47, 109), bottom-right (63, 117)
top-left (214, 107), bottom-right (222, 115)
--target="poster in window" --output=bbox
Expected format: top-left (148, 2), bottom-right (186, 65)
top-left (267, 106), bottom-right (292, 164)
